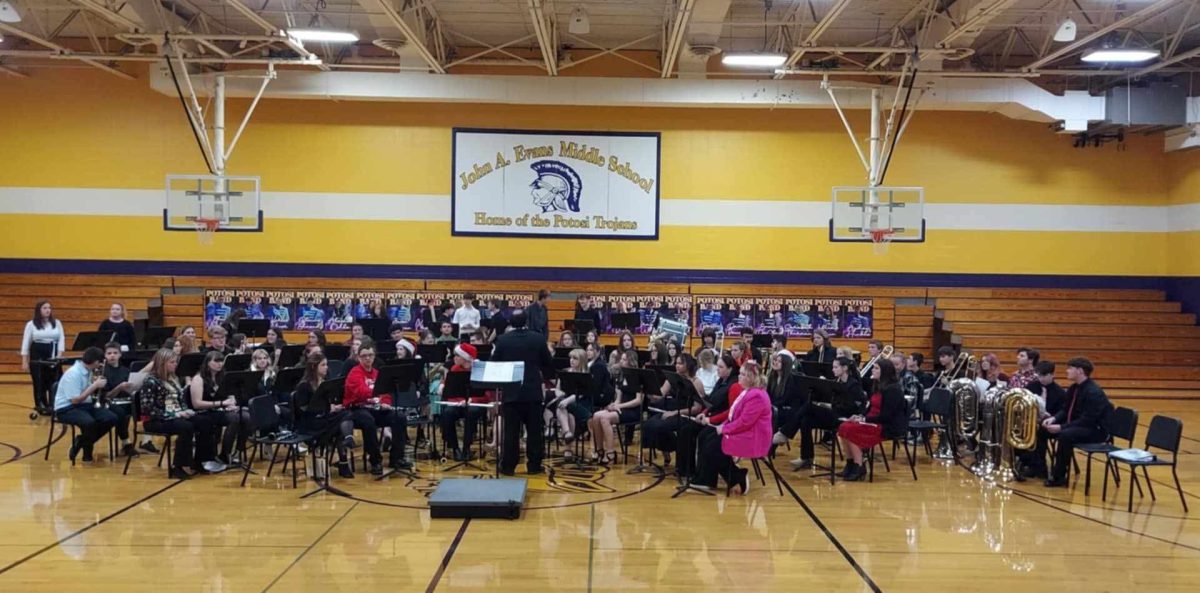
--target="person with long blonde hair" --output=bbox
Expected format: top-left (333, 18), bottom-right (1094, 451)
top-left (138, 348), bottom-right (216, 479)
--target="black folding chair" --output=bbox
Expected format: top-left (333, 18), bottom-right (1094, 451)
top-left (1077, 406), bottom-right (1138, 496)
top-left (907, 388), bottom-right (951, 463)
top-left (240, 395), bottom-right (313, 489)
top-left (869, 436), bottom-right (917, 482)
top-left (122, 394), bottom-right (174, 478)
top-left (1103, 415), bottom-right (1188, 513)
top-left (44, 381), bottom-right (116, 466)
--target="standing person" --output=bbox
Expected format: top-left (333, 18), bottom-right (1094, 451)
top-left (525, 289), bottom-right (551, 340)
top-left (99, 303), bottom-right (136, 352)
top-left (452, 293), bottom-right (482, 340)
top-left (21, 300), bottom-right (67, 415)
top-left (492, 311), bottom-right (553, 475)
top-left (53, 347), bottom-right (117, 463)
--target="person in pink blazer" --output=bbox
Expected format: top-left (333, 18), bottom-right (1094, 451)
top-left (693, 359), bottom-right (773, 494)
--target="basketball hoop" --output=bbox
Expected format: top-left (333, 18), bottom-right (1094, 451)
top-left (195, 217), bottom-right (220, 245)
top-left (869, 228), bottom-right (895, 255)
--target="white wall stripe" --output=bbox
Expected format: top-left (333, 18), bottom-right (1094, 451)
top-left (1, 186), bottom-right (1197, 233)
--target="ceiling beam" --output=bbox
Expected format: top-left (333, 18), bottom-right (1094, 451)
top-left (527, 0), bottom-right (557, 76)
top-left (775, 0), bottom-right (854, 79)
top-left (371, 0), bottom-right (446, 74)
top-left (661, 0), bottom-right (696, 78)
top-left (936, 0), bottom-right (1021, 48)
top-left (0, 21), bottom-right (134, 79)
top-left (1024, 0), bottom-right (1180, 70)
top-left (68, 0), bottom-right (143, 32)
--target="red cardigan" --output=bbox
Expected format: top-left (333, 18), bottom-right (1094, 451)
top-left (706, 383), bottom-right (745, 425)
top-left (344, 365), bottom-right (387, 407)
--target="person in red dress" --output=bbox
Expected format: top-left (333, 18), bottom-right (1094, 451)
top-left (837, 358), bottom-right (909, 481)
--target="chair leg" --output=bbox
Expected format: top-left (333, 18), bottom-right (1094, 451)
top-left (1142, 466), bottom-right (1156, 501)
top-left (903, 439), bottom-right (917, 481)
top-left (240, 442), bottom-right (260, 487)
top-left (751, 459), bottom-right (766, 486)
top-left (290, 445), bottom-right (299, 489)
top-left (157, 442), bottom-right (167, 468)
top-left (1102, 458), bottom-right (1111, 501)
top-left (878, 443), bottom-right (891, 473)
top-left (1084, 453), bottom-right (1093, 497)
top-left (68, 426), bottom-right (77, 466)
top-left (123, 446), bottom-right (134, 475)
top-left (267, 444), bottom-right (281, 477)
top-left (44, 416), bottom-right (56, 461)
top-left (1128, 466), bottom-right (1137, 513)
top-left (763, 457), bottom-right (784, 496)
top-left (1172, 466), bottom-right (1188, 513)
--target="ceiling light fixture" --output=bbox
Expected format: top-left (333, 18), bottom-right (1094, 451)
top-left (568, 6), bottom-right (590, 35)
top-left (1053, 17), bottom-right (1077, 42)
top-left (1080, 48), bottom-right (1160, 63)
top-left (287, 28), bottom-right (359, 43)
top-left (0, 1), bottom-right (22, 23)
top-left (722, 52), bottom-right (788, 67)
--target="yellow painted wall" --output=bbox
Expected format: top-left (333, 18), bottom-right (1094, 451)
top-left (0, 67), bottom-right (1183, 277)
top-left (1167, 149), bottom-right (1200, 276)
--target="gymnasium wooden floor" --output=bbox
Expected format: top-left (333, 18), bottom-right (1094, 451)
top-left (1, 387), bottom-right (1198, 592)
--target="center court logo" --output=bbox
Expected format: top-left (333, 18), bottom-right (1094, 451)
top-left (529, 160), bottom-right (583, 213)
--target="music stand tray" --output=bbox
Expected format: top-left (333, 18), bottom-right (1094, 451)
top-left (238, 319), bottom-right (270, 339)
top-left (223, 354), bottom-right (252, 373)
top-left (72, 331), bottom-right (110, 352)
top-left (142, 326), bottom-right (176, 349)
top-left (610, 313), bottom-right (639, 332)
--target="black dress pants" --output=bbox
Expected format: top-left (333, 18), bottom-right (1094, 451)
top-left (501, 401), bottom-right (544, 474)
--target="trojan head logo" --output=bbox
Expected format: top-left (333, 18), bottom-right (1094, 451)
top-left (529, 160), bottom-right (583, 213)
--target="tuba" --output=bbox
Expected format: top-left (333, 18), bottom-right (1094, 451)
top-left (949, 355), bottom-right (980, 454)
top-left (995, 387), bottom-right (1039, 483)
top-left (973, 383), bottom-right (1005, 480)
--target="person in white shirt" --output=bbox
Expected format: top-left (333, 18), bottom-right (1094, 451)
top-left (21, 300), bottom-right (67, 414)
top-left (53, 347), bottom-right (118, 463)
top-left (452, 293), bottom-right (482, 339)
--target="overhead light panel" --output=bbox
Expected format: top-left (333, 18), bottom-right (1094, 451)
top-left (287, 28), bottom-right (359, 43)
top-left (1080, 48), bottom-right (1160, 63)
top-left (568, 6), bottom-right (590, 35)
top-left (1053, 18), bottom-right (1077, 42)
top-left (722, 52), bottom-right (788, 67)
top-left (0, 1), bottom-right (21, 23)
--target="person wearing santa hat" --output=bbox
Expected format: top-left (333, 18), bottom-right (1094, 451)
top-left (439, 343), bottom-right (490, 462)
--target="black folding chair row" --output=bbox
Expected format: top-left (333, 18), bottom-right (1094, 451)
top-left (1103, 414), bottom-right (1188, 513)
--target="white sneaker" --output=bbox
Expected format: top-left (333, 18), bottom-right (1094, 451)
top-left (789, 456), bottom-right (810, 469)
top-left (202, 461), bottom-right (228, 473)
top-left (772, 432), bottom-right (788, 446)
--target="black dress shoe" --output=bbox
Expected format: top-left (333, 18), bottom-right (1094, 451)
top-left (122, 443), bottom-right (139, 457)
top-left (499, 469), bottom-right (516, 477)
top-left (452, 449), bottom-right (466, 462)
top-left (1044, 477), bottom-right (1069, 488)
top-left (337, 462), bottom-right (355, 479)
top-left (527, 466), bottom-right (545, 476)
top-left (68, 437), bottom-right (81, 463)
top-left (390, 458), bottom-right (414, 470)
top-left (168, 468), bottom-right (190, 480)
top-left (81, 448), bottom-right (95, 463)
top-left (139, 441), bottom-right (160, 454)
top-left (369, 463), bottom-right (384, 476)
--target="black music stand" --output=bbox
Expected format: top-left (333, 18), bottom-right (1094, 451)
top-left (238, 319), bottom-right (270, 339)
top-left (471, 361), bottom-right (524, 478)
top-left (556, 371), bottom-right (593, 469)
top-left (376, 339), bottom-right (399, 359)
top-left (372, 361), bottom-right (424, 480)
top-left (624, 367), bottom-right (666, 476)
top-left (798, 375), bottom-right (844, 485)
top-left (176, 352), bottom-right (206, 380)
top-left (301, 377), bottom-right (352, 499)
top-left (603, 344), bottom-right (618, 359)
top-left (324, 344), bottom-right (350, 361)
top-left (218, 369), bottom-right (266, 474)
top-left (799, 361), bottom-right (835, 379)
top-left (121, 349), bottom-right (157, 368)
top-left (279, 345), bottom-right (306, 369)
top-left (564, 319), bottom-right (594, 338)
top-left (636, 350), bottom-right (652, 367)
top-left (610, 313), bottom-right (639, 332)
top-left (273, 367), bottom-right (303, 397)
top-left (72, 331), bottom-right (110, 352)
top-left (355, 318), bottom-right (390, 342)
top-left (142, 326), bottom-right (176, 349)
top-left (554, 347), bottom-right (577, 359)
top-left (660, 370), bottom-right (715, 497)
top-left (475, 343), bottom-right (493, 361)
top-left (482, 315), bottom-right (508, 337)
top-left (223, 354), bottom-right (252, 373)
top-left (418, 343), bottom-right (450, 365)
top-left (752, 334), bottom-right (773, 349)
top-left (438, 370), bottom-right (487, 472)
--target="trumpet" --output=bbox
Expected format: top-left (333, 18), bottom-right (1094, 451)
top-left (934, 351), bottom-right (970, 389)
top-left (858, 344), bottom-right (893, 375)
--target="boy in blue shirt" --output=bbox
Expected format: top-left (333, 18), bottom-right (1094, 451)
top-left (54, 347), bottom-right (118, 463)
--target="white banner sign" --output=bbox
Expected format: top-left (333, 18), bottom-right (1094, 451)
top-left (452, 128), bottom-right (660, 239)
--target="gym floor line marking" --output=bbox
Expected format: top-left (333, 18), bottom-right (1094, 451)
top-left (261, 502), bottom-right (359, 593)
top-left (425, 518), bottom-right (472, 593)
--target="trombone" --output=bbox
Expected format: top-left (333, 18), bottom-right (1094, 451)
top-left (934, 351), bottom-right (970, 389)
top-left (858, 344), bottom-right (893, 376)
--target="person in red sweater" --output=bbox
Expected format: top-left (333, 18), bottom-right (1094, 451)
top-left (438, 343), bottom-right (491, 461)
top-left (343, 344), bottom-right (411, 474)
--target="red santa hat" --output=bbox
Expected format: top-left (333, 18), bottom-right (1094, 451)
top-left (397, 338), bottom-right (416, 357)
top-left (454, 343), bottom-right (477, 363)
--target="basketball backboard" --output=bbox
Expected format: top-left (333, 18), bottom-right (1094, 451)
top-left (830, 186), bottom-right (925, 243)
top-left (164, 174), bottom-right (262, 232)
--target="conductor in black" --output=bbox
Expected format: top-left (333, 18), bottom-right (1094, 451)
top-left (492, 310), bottom-right (553, 475)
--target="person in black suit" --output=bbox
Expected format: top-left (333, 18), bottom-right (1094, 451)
top-left (492, 310), bottom-right (553, 475)
top-left (1018, 360), bottom-right (1069, 480)
top-left (525, 289), bottom-right (550, 339)
top-left (1031, 357), bottom-right (1113, 487)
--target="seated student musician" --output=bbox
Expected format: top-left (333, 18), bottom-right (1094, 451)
top-left (1028, 357), bottom-right (1113, 488)
top-left (805, 329), bottom-right (837, 363)
top-left (694, 327), bottom-right (718, 358)
top-left (730, 341), bottom-right (752, 369)
top-left (138, 348), bottom-right (215, 479)
top-left (765, 350), bottom-right (795, 409)
top-left (836, 359), bottom-right (909, 481)
top-left (205, 326), bottom-right (233, 356)
top-left (978, 353), bottom-right (1008, 389)
top-left (771, 334), bottom-right (789, 356)
top-left (556, 330), bottom-right (577, 350)
top-left (892, 351), bottom-right (923, 413)
top-left (583, 329), bottom-right (600, 349)
top-left (452, 293), bottom-right (481, 341)
top-left (343, 344), bottom-right (412, 473)
top-left (1017, 360), bottom-right (1073, 480)
top-left (565, 342), bottom-right (614, 443)
top-left (439, 343), bottom-right (490, 461)
top-left (695, 349), bottom-right (719, 397)
top-left (293, 353), bottom-right (356, 479)
top-left (676, 352), bottom-right (743, 481)
top-left (774, 356), bottom-right (867, 470)
top-left (100, 342), bottom-right (140, 457)
top-left (641, 353), bottom-right (706, 468)
top-left (934, 346), bottom-right (958, 386)
top-left (264, 327), bottom-right (287, 367)
top-left (340, 336), bottom-right (373, 379)
top-left (188, 351), bottom-right (241, 471)
top-left (587, 349), bottom-right (643, 465)
top-left (435, 321), bottom-right (459, 345)
top-left (573, 295), bottom-right (603, 333)
top-left (99, 303), bottom-right (136, 352)
top-left (615, 330), bottom-right (637, 357)
top-left (693, 359), bottom-right (773, 495)
top-left (1008, 347), bottom-right (1040, 390)
top-left (229, 333), bottom-right (248, 356)
top-left (53, 347), bottom-right (118, 464)
top-left (547, 348), bottom-right (589, 441)
top-left (739, 328), bottom-right (760, 363)
top-left (908, 352), bottom-right (935, 390)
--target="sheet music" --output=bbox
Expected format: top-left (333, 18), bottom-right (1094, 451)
top-left (127, 372), bottom-right (148, 391)
top-left (479, 361), bottom-right (522, 383)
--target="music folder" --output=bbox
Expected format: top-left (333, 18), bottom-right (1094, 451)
top-left (564, 319), bottom-right (594, 336)
top-left (237, 319), bottom-right (270, 339)
top-left (324, 344), bottom-right (350, 361)
top-left (141, 326), bottom-right (176, 349)
top-left (314, 377), bottom-right (346, 410)
top-left (355, 318), bottom-right (391, 342)
top-left (219, 369), bottom-right (265, 405)
top-left (273, 367), bottom-right (303, 395)
top-left (176, 352), bottom-right (206, 379)
top-left (223, 353), bottom-right (252, 373)
top-left (278, 345), bottom-right (307, 369)
top-left (557, 371), bottom-right (593, 401)
top-left (72, 331), bottom-right (111, 352)
top-left (610, 313), bottom-right (639, 332)
top-left (417, 343), bottom-right (450, 365)
top-left (799, 360), bottom-right (835, 380)
top-left (663, 370), bottom-right (708, 411)
top-left (751, 333), bottom-right (773, 348)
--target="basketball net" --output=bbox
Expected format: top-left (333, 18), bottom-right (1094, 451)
top-left (195, 218), bottom-right (220, 245)
top-left (869, 228), bottom-right (895, 255)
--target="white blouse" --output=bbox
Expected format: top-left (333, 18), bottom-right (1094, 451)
top-left (21, 320), bottom-right (66, 356)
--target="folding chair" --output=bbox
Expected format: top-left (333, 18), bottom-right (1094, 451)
top-left (1103, 415), bottom-right (1187, 513)
top-left (241, 395), bottom-right (313, 489)
top-left (1077, 406), bottom-right (1137, 496)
